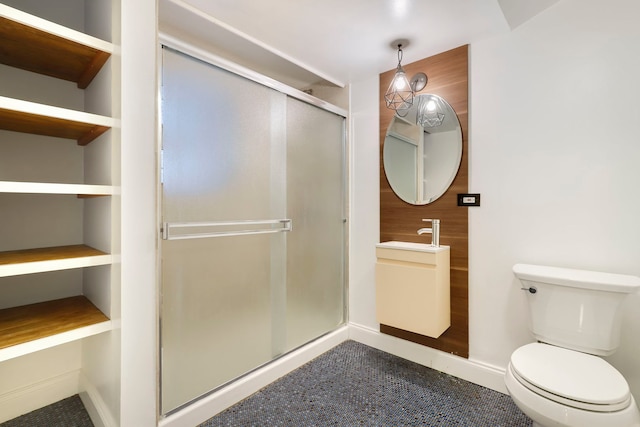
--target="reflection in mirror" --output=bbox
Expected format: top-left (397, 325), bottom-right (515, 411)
top-left (383, 94), bottom-right (462, 205)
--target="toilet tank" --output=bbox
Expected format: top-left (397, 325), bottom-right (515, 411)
top-left (513, 264), bottom-right (640, 356)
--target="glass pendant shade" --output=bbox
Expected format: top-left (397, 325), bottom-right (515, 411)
top-left (385, 64), bottom-right (414, 111)
top-left (417, 97), bottom-right (445, 128)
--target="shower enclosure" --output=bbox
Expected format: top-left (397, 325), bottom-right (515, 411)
top-left (159, 47), bottom-right (346, 415)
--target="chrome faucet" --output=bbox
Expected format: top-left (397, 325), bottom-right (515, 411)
top-left (417, 219), bottom-right (440, 247)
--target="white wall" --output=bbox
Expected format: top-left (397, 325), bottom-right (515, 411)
top-left (349, 0), bottom-right (640, 400)
top-left (470, 0), bottom-right (640, 397)
top-left (348, 75), bottom-right (380, 330)
top-left (120, 0), bottom-right (158, 426)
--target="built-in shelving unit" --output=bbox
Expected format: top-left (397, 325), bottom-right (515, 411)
top-left (0, 3), bottom-right (117, 362)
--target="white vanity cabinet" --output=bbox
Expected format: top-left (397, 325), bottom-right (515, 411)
top-left (375, 241), bottom-right (450, 338)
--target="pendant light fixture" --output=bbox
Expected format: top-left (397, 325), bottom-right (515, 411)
top-left (384, 39), bottom-right (427, 113)
top-left (417, 96), bottom-right (445, 128)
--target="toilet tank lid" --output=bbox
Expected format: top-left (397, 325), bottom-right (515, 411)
top-left (513, 263), bottom-right (640, 293)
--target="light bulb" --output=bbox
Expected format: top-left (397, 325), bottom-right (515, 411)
top-left (393, 73), bottom-right (408, 90)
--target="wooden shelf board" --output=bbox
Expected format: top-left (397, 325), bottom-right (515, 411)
top-left (0, 296), bottom-right (110, 361)
top-left (0, 320), bottom-right (112, 363)
top-left (0, 96), bottom-right (113, 145)
top-left (0, 5), bottom-right (113, 88)
top-left (0, 181), bottom-right (117, 196)
top-left (0, 245), bottom-right (112, 278)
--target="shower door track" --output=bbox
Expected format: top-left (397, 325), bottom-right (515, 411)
top-left (159, 35), bottom-right (347, 118)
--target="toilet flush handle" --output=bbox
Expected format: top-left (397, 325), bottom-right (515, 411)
top-left (521, 286), bottom-right (537, 294)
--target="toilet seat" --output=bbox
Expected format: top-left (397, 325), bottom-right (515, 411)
top-left (510, 343), bottom-right (631, 412)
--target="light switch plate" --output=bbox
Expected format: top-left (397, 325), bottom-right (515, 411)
top-left (457, 193), bottom-right (480, 206)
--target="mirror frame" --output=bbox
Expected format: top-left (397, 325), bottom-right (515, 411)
top-left (383, 94), bottom-right (463, 205)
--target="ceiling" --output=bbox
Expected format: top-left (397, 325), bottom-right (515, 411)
top-left (159, 0), bottom-right (561, 89)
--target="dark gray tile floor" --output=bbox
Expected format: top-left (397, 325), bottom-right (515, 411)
top-left (201, 340), bottom-right (532, 426)
top-left (1, 341), bottom-right (532, 426)
top-left (0, 395), bottom-right (93, 427)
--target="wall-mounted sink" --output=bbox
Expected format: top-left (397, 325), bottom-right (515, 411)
top-left (376, 241), bottom-right (449, 253)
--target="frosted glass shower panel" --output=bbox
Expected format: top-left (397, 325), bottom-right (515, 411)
top-left (285, 97), bottom-right (346, 350)
top-left (161, 236), bottom-right (275, 412)
top-left (160, 48), bottom-right (287, 413)
top-left (161, 48), bottom-right (286, 223)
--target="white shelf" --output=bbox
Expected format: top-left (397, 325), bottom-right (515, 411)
top-left (0, 4), bottom-right (114, 53)
top-left (0, 96), bottom-right (115, 145)
top-left (0, 4), bottom-right (113, 89)
top-left (0, 96), bottom-right (114, 127)
top-left (0, 181), bottom-right (119, 196)
top-left (0, 245), bottom-right (113, 278)
top-left (0, 296), bottom-right (112, 363)
top-left (0, 321), bottom-right (112, 363)
top-left (159, 0), bottom-right (344, 89)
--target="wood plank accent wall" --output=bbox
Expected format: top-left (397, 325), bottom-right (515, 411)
top-left (379, 45), bottom-right (469, 358)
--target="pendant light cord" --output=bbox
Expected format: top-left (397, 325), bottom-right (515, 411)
top-left (397, 45), bottom-right (404, 70)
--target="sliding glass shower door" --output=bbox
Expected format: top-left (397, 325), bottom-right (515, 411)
top-left (159, 47), bottom-right (345, 414)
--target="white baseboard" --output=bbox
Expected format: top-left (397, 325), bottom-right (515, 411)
top-left (80, 374), bottom-right (118, 427)
top-left (159, 325), bottom-right (350, 427)
top-left (348, 322), bottom-right (508, 394)
top-left (0, 370), bottom-right (80, 423)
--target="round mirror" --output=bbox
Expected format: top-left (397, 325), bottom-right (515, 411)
top-left (383, 94), bottom-right (462, 205)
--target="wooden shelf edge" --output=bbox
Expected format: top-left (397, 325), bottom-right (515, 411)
top-left (0, 296), bottom-right (110, 353)
top-left (0, 296), bottom-right (111, 360)
top-left (0, 181), bottom-right (118, 196)
top-left (0, 245), bottom-right (112, 278)
top-left (0, 5), bottom-right (114, 88)
top-left (0, 4), bottom-right (113, 54)
top-left (77, 51), bottom-right (112, 90)
top-left (0, 318), bottom-right (112, 363)
top-left (0, 96), bottom-right (114, 127)
top-left (0, 181), bottom-right (117, 196)
top-left (0, 96), bottom-right (115, 145)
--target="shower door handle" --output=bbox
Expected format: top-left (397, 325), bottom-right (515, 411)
top-left (161, 219), bottom-right (292, 240)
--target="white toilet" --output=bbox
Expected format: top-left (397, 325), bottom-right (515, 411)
top-left (505, 263), bottom-right (640, 427)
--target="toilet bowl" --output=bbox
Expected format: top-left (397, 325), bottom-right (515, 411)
top-left (505, 343), bottom-right (640, 427)
top-left (507, 264), bottom-right (640, 427)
